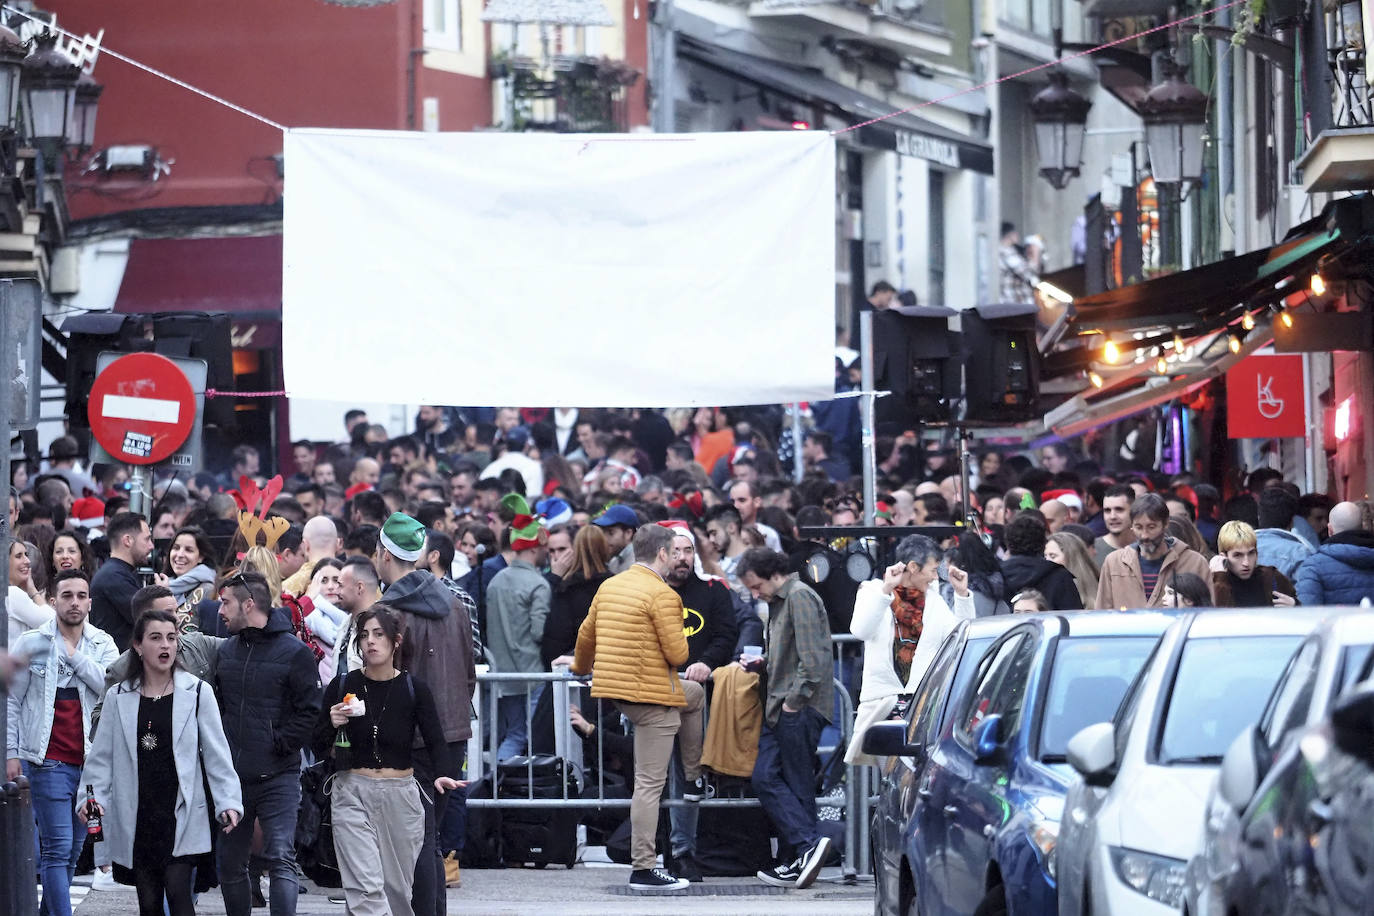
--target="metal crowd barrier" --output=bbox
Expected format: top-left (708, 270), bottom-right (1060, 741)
top-left (466, 634), bottom-right (876, 877)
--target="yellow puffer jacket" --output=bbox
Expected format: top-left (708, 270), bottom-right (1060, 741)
top-left (573, 564), bottom-right (690, 707)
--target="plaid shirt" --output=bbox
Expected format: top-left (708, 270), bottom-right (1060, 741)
top-left (762, 575), bottom-right (835, 726)
top-left (999, 243), bottom-right (1037, 304)
top-left (439, 576), bottom-right (486, 666)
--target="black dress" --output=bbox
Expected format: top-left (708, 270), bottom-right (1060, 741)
top-left (113, 694), bottom-right (207, 884)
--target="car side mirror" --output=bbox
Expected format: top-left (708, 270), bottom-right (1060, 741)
top-left (972, 714), bottom-right (1003, 763)
top-left (1067, 722), bottom-right (1117, 786)
top-left (1331, 683), bottom-right (1374, 763)
top-left (863, 721), bottom-right (922, 759)
top-left (1218, 726), bottom-right (1266, 812)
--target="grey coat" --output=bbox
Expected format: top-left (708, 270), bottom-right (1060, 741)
top-left (79, 670), bottom-right (243, 867)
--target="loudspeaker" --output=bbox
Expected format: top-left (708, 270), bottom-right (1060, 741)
top-left (962, 304), bottom-right (1041, 422)
top-left (871, 306), bottom-right (960, 428)
top-left (61, 313), bottom-right (150, 429)
top-left (150, 313), bottom-right (236, 430)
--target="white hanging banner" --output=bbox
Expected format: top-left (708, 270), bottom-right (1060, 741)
top-left (282, 128), bottom-right (836, 407)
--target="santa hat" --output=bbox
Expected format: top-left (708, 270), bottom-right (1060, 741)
top-left (379, 512), bottom-right (425, 562)
top-left (70, 497), bottom-right (105, 529)
top-left (1040, 489), bottom-right (1083, 512)
top-left (657, 520), bottom-right (707, 580)
top-left (535, 497), bottom-right (572, 529)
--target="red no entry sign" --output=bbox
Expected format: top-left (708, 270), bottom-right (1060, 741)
top-left (88, 353), bottom-right (197, 465)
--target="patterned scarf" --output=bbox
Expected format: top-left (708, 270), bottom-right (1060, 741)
top-left (891, 586), bottom-right (926, 684)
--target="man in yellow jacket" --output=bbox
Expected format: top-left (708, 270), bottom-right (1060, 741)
top-left (573, 524), bottom-right (691, 893)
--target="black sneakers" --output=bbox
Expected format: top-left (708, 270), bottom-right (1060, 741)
top-left (683, 774), bottom-right (713, 802)
top-left (628, 868), bottom-right (691, 892)
top-left (756, 860), bottom-right (801, 887)
top-left (795, 836), bottom-right (833, 889)
top-left (756, 836), bottom-right (833, 890)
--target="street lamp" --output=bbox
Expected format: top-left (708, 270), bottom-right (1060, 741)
top-left (71, 71), bottom-right (102, 153)
top-left (20, 32), bottom-right (80, 167)
top-left (1141, 61), bottom-right (1208, 184)
top-left (1029, 72), bottom-right (1092, 189)
top-left (0, 24), bottom-right (25, 134)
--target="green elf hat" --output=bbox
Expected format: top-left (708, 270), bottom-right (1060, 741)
top-left (380, 512), bottom-right (426, 562)
top-left (501, 493), bottom-right (548, 551)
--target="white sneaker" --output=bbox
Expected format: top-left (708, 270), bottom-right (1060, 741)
top-left (91, 869), bottom-right (117, 890)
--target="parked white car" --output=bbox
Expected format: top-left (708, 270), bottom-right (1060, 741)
top-left (1184, 610), bottom-right (1374, 916)
top-left (1056, 609), bottom-right (1325, 916)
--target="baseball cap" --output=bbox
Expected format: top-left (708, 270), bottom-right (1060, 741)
top-left (592, 504), bottom-right (639, 530)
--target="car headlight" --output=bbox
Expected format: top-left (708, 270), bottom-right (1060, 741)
top-left (1030, 821), bottom-right (1059, 879)
top-left (1110, 847), bottom-right (1187, 909)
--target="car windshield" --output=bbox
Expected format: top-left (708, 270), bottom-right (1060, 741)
top-left (1038, 637), bottom-right (1160, 761)
top-left (1158, 635), bottom-right (1302, 765)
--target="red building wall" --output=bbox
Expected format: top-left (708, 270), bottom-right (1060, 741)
top-left (621, 0), bottom-right (650, 129)
top-left (50, 0), bottom-right (493, 219)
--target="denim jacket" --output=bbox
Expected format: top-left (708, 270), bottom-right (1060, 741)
top-left (6, 617), bottom-right (119, 764)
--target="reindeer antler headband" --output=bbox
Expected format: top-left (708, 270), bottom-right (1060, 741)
top-left (230, 475), bottom-right (290, 551)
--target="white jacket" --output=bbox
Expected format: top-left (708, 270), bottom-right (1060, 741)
top-left (7, 585), bottom-right (53, 646)
top-left (849, 579), bottom-right (976, 704)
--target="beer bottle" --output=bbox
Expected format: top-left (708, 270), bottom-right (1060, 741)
top-left (85, 784), bottom-right (103, 842)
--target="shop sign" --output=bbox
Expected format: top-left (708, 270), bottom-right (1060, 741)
top-left (1227, 354), bottom-right (1306, 439)
top-left (894, 129), bottom-right (960, 168)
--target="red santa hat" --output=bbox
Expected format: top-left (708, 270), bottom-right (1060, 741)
top-left (70, 497), bottom-right (105, 528)
top-left (1040, 489), bottom-right (1083, 512)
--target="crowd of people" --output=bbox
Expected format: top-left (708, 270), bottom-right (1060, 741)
top-left (6, 401), bottom-right (1374, 911)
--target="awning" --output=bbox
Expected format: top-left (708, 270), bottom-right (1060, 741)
top-left (1045, 330), bottom-right (1274, 438)
top-left (114, 235), bottom-right (282, 316)
top-left (678, 37), bottom-right (995, 175)
top-left (1064, 226), bottom-right (1342, 351)
top-left (113, 235), bottom-right (282, 349)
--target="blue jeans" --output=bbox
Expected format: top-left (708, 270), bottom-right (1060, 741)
top-left (26, 759), bottom-right (85, 916)
top-left (668, 751), bottom-right (699, 858)
top-left (217, 771), bottom-right (300, 916)
top-left (496, 689), bottom-right (540, 761)
top-left (751, 707), bottom-right (825, 859)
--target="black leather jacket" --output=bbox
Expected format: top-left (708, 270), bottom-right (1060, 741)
top-left (214, 609), bottom-right (323, 781)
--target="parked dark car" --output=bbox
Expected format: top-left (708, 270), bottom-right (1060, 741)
top-left (866, 611), bottom-right (1174, 916)
top-left (1209, 660), bottom-right (1374, 915)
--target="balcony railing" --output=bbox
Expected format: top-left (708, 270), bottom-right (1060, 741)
top-left (495, 55), bottom-right (639, 133)
top-left (1327, 1), bottom-right (1371, 128)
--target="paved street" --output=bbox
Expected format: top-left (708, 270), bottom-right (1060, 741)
top-left (68, 864), bottom-right (873, 915)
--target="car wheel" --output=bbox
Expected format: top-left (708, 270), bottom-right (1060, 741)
top-left (972, 885), bottom-right (1009, 916)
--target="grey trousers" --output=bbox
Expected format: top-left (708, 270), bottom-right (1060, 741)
top-left (332, 772), bottom-right (426, 916)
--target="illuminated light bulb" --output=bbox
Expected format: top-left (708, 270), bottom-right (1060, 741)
top-left (1089, 371), bottom-right (1104, 388)
top-left (1281, 310), bottom-right (1293, 328)
top-left (1173, 334), bottom-right (1185, 352)
top-left (1156, 357), bottom-right (1169, 374)
top-left (1229, 334), bottom-right (1242, 354)
top-left (1241, 312), bottom-right (1256, 331)
top-left (1103, 339), bottom-right (1121, 363)
top-left (1311, 273), bottom-right (1326, 296)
